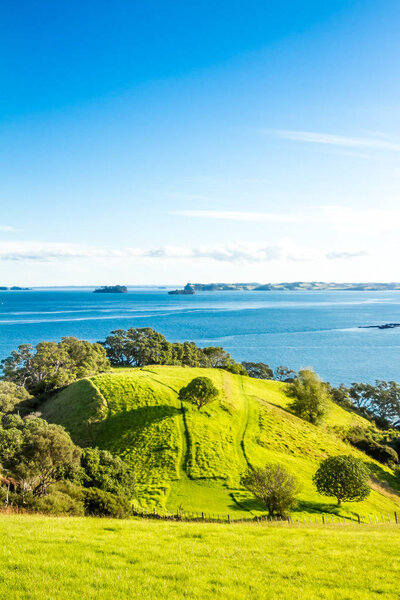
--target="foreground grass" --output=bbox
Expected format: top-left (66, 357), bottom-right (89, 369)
top-left (1, 515), bottom-right (400, 599)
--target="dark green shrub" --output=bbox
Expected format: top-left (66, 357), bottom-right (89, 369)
top-left (350, 437), bottom-right (398, 465)
top-left (83, 488), bottom-right (131, 518)
top-left (27, 490), bottom-right (84, 516)
top-left (80, 448), bottom-right (136, 498)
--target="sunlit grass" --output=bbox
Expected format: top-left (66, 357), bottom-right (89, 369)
top-left (1, 514), bottom-right (400, 600)
top-left (41, 366), bottom-right (400, 516)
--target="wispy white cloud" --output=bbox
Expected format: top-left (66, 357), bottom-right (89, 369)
top-left (0, 240), bottom-right (318, 264)
top-left (326, 250), bottom-right (369, 260)
top-left (174, 206), bottom-right (400, 234)
top-left (174, 210), bottom-right (304, 223)
top-left (268, 130), bottom-right (400, 151)
top-left (0, 225), bottom-right (16, 232)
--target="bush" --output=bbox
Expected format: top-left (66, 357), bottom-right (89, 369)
top-left (349, 437), bottom-right (398, 466)
top-left (313, 455), bottom-right (370, 505)
top-left (83, 488), bottom-right (131, 518)
top-left (242, 463), bottom-right (300, 517)
top-left (80, 448), bottom-right (136, 498)
top-left (27, 490), bottom-right (84, 516)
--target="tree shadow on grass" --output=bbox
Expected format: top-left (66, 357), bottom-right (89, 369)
top-left (296, 499), bottom-right (342, 515)
top-left (101, 404), bottom-right (182, 435)
top-left (364, 460), bottom-right (400, 496)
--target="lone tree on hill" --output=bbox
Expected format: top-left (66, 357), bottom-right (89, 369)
top-left (286, 368), bottom-right (330, 424)
top-left (178, 377), bottom-right (219, 410)
top-left (242, 463), bottom-right (300, 517)
top-left (313, 455), bottom-right (370, 506)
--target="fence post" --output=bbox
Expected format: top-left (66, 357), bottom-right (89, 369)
top-left (395, 512), bottom-right (398, 524)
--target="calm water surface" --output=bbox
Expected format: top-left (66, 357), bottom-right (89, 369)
top-left (0, 288), bottom-right (399, 385)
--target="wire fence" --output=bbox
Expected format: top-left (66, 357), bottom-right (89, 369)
top-left (132, 506), bottom-right (400, 526)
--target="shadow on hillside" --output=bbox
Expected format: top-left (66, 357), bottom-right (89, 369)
top-left (105, 404), bottom-right (181, 432)
top-left (365, 460), bottom-right (400, 495)
top-left (296, 500), bottom-right (342, 515)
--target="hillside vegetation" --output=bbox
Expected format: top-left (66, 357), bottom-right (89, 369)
top-left (1, 515), bottom-right (400, 600)
top-left (42, 366), bottom-right (400, 517)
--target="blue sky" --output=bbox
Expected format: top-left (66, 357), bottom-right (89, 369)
top-left (1, 0), bottom-right (400, 285)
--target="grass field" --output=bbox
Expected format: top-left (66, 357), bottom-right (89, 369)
top-left (1, 514), bottom-right (400, 600)
top-left (41, 366), bottom-right (400, 516)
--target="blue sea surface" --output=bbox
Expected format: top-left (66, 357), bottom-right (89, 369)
top-left (0, 288), bottom-right (399, 385)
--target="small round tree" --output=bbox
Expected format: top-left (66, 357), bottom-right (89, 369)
top-left (313, 455), bottom-right (370, 505)
top-left (242, 463), bottom-right (300, 517)
top-left (178, 377), bottom-right (218, 410)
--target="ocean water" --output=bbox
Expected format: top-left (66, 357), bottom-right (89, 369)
top-left (0, 288), bottom-right (400, 385)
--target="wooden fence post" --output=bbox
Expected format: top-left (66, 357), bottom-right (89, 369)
top-left (395, 511), bottom-right (398, 524)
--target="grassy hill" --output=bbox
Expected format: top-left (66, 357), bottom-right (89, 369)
top-left (1, 514), bottom-right (400, 600)
top-left (41, 366), bottom-right (400, 517)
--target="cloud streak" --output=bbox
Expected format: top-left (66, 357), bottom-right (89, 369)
top-left (0, 225), bottom-right (16, 232)
top-left (326, 251), bottom-right (369, 260)
top-left (0, 240), bottom-right (369, 264)
top-left (268, 130), bottom-right (400, 151)
top-left (174, 206), bottom-right (400, 233)
top-left (174, 210), bottom-right (304, 223)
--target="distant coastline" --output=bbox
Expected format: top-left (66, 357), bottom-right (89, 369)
top-left (0, 286), bottom-right (32, 291)
top-left (167, 282), bottom-right (400, 295)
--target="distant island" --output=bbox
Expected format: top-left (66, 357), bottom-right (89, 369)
top-left (168, 286), bottom-right (195, 295)
top-left (93, 285), bottom-right (128, 294)
top-left (360, 323), bottom-right (400, 330)
top-left (168, 282), bottom-right (400, 294)
top-left (0, 286), bottom-right (32, 291)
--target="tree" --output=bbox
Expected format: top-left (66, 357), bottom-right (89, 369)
top-left (242, 362), bottom-right (273, 379)
top-left (274, 366), bottom-right (296, 382)
top-left (0, 415), bottom-right (80, 500)
top-left (101, 328), bottom-right (171, 367)
top-left (178, 377), bottom-right (219, 410)
top-left (286, 368), bottom-right (330, 424)
top-left (0, 382), bottom-right (35, 415)
top-left (313, 455), bottom-right (370, 505)
top-left (242, 463), bottom-right (300, 517)
top-left (80, 448), bottom-right (136, 499)
top-left (1, 337), bottom-right (109, 395)
top-left (328, 383), bottom-right (353, 409)
top-left (224, 362), bottom-right (248, 376)
top-left (202, 346), bottom-right (232, 368)
top-left (170, 341), bottom-right (211, 368)
top-left (349, 380), bottom-right (400, 428)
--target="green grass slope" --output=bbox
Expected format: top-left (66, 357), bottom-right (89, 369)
top-left (41, 366), bottom-right (400, 517)
top-left (1, 515), bottom-right (400, 600)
